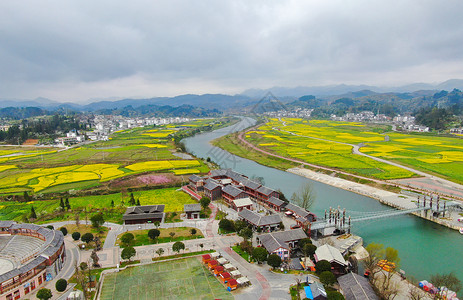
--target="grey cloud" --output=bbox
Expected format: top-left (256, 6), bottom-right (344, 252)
top-left (0, 0), bottom-right (462, 101)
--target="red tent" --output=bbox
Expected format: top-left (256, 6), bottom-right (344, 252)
top-left (220, 272), bottom-right (231, 283)
top-left (202, 254), bottom-right (211, 264)
top-left (208, 260), bottom-right (218, 270)
top-left (213, 266), bottom-right (224, 275)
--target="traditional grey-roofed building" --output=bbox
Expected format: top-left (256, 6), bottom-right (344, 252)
top-left (285, 203), bottom-right (317, 222)
top-left (256, 185), bottom-right (279, 202)
top-left (238, 209), bottom-right (282, 231)
top-left (315, 244), bottom-right (347, 275)
top-left (188, 174), bottom-right (204, 192)
top-left (208, 169), bottom-right (228, 179)
top-left (184, 203), bottom-right (201, 219)
top-left (338, 273), bottom-right (379, 300)
top-left (225, 169), bottom-right (247, 184)
top-left (204, 178), bottom-right (222, 200)
top-left (267, 196), bottom-right (287, 212)
top-left (222, 185), bottom-right (247, 203)
top-left (123, 205), bottom-right (165, 225)
top-left (240, 179), bottom-right (262, 197)
top-left (257, 228), bottom-right (307, 260)
top-left (309, 281), bottom-right (327, 300)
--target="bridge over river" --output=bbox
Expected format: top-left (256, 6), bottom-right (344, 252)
top-left (311, 197), bottom-right (462, 235)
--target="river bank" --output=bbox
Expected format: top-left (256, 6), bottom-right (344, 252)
top-left (288, 167), bottom-right (463, 231)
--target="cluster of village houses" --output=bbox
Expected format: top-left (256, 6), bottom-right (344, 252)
top-left (121, 169), bottom-right (378, 299)
top-left (53, 115), bottom-right (192, 146)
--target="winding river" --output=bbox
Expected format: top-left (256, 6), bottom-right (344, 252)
top-left (183, 117), bottom-right (463, 286)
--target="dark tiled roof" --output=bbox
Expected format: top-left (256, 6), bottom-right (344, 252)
top-left (267, 196), bottom-right (286, 207)
top-left (209, 169), bottom-right (228, 177)
top-left (238, 209), bottom-right (282, 226)
top-left (0, 221), bottom-right (15, 228)
top-left (257, 228), bottom-right (307, 253)
top-left (188, 174), bottom-right (203, 183)
top-left (184, 203), bottom-right (201, 212)
top-left (204, 178), bottom-right (221, 190)
top-left (284, 203), bottom-right (310, 218)
top-left (241, 179), bottom-right (261, 190)
top-left (222, 185), bottom-right (245, 197)
top-left (310, 281), bottom-right (327, 299)
top-left (124, 205), bottom-right (165, 216)
top-left (256, 186), bottom-right (276, 196)
top-left (338, 273), bottom-right (379, 300)
top-left (122, 212), bottom-right (163, 221)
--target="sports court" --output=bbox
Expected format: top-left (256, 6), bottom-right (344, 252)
top-left (99, 257), bottom-right (233, 300)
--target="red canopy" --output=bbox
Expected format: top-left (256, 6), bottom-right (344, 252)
top-left (202, 254), bottom-right (211, 260)
top-left (220, 272), bottom-right (231, 279)
top-left (228, 279), bottom-right (238, 286)
top-left (208, 260), bottom-right (218, 265)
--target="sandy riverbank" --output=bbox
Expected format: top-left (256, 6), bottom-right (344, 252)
top-left (288, 167), bottom-right (463, 231)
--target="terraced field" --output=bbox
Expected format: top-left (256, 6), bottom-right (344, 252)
top-left (242, 118), bottom-right (463, 183)
top-left (0, 119), bottom-right (217, 194)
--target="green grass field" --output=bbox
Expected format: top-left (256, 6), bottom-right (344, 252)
top-left (99, 257), bottom-right (233, 300)
top-left (0, 118), bottom-right (222, 194)
top-left (229, 118), bottom-right (463, 183)
top-left (0, 187), bottom-right (195, 223)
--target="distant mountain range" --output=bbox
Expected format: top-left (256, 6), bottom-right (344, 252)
top-left (1, 79), bottom-right (463, 113)
top-left (240, 79), bottom-right (463, 98)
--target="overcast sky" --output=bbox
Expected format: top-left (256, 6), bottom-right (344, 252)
top-left (1, 0), bottom-right (463, 102)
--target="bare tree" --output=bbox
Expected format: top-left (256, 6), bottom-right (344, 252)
top-left (74, 261), bottom-right (88, 299)
top-left (291, 183), bottom-right (316, 210)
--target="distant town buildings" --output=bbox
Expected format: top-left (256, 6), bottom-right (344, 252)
top-left (264, 108), bottom-right (313, 118)
top-left (331, 111), bottom-right (390, 123)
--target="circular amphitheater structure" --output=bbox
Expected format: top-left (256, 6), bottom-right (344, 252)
top-left (0, 221), bottom-right (65, 300)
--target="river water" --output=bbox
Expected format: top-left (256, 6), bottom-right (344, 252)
top-left (183, 117), bottom-right (463, 285)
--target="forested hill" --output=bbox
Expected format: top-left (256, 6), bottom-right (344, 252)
top-left (0, 104), bottom-right (221, 119)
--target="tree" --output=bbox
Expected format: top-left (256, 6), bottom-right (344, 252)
top-left (79, 262), bottom-right (88, 271)
top-left (59, 227), bottom-right (68, 236)
top-left (148, 229), bottom-right (160, 241)
top-left (252, 247), bottom-right (268, 263)
top-left (30, 206), bottom-right (37, 219)
top-left (267, 254), bottom-right (282, 269)
top-left (129, 193), bottom-right (135, 205)
top-left (121, 233), bottom-right (135, 245)
top-left (276, 189), bottom-right (289, 202)
top-left (326, 291), bottom-right (345, 300)
top-left (291, 183), bottom-right (316, 211)
top-left (110, 200), bottom-right (114, 207)
top-left (240, 241), bottom-right (253, 255)
top-left (46, 225), bottom-right (54, 230)
top-left (153, 221), bottom-right (160, 228)
top-left (238, 227), bottom-right (253, 241)
top-left (60, 198), bottom-right (65, 210)
top-left (190, 228), bottom-right (197, 236)
top-left (200, 196), bottom-right (211, 211)
top-left (279, 221), bottom-right (285, 230)
top-left (23, 191), bottom-right (30, 201)
top-left (55, 278), bottom-right (68, 292)
top-left (299, 238), bottom-right (312, 249)
top-left (91, 249), bottom-right (100, 267)
top-left (65, 198), bottom-right (71, 210)
top-left (234, 220), bottom-right (247, 233)
top-left (90, 213), bottom-right (105, 228)
top-left (319, 271), bottom-right (336, 287)
top-left (81, 232), bottom-right (94, 244)
top-left (302, 243), bottom-right (317, 258)
top-left (315, 260), bottom-right (331, 274)
top-left (172, 241), bottom-right (185, 253)
top-left (363, 242), bottom-right (386, 280)
top-left (136, 199), bottom-right (141, 206)
top-left (156, 248), bottom-right (164, 257)
top-left (72, 232), bottom-right (81, 241)
top-left (36, 288), bottom-right (53, 300)
top-left (168, 231), bottom-right (176, 241)
top-left (75, 213), bottom-right (80, 227)
top-left (218, 219), bottom-right (235, 232)
top-left (431, 272), bottom-right (462, 294)
top-left (121, 246), bottom-right (136, 261)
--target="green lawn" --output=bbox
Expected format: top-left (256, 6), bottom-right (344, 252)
top-left (0, 187), bottom-right (196, 223)
top-left (117, 227), bottom-right (204, 246)
top-left (99, 257), bottom-right (233, 300)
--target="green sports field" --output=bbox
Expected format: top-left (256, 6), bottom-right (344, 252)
top-left (99, 257), bottom-right (233, 300)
